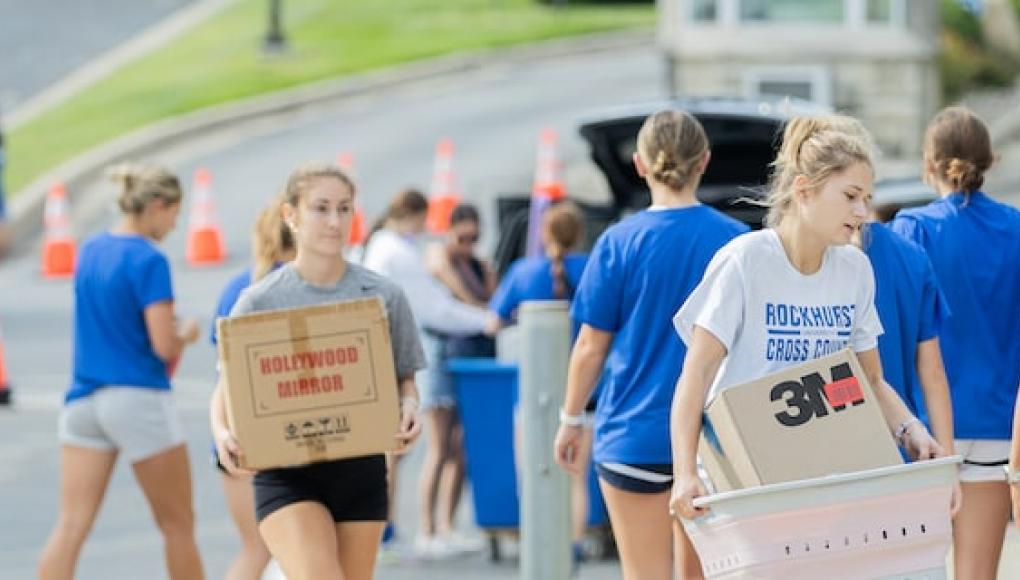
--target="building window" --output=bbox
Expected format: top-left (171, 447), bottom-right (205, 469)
top-left (692, 0), bottom-right (719, 21)
top-left (866, 0), bottom-right (905, 25)
top-left (743, 67), bottom-right (833, 107)
top-left (739, 0), bottom-right (844, 23)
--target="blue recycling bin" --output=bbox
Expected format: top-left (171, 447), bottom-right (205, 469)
top-left (447, 358), bottom-right (608, 531)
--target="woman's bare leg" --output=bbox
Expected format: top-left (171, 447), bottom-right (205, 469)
top-left (438, 416), bottom-right (466, 533)
top-left (37, 446), bottom-right (118, 580)
top-left (260, 502), bottom-right (343, 580)
top-left (953, 481), bottom-right (1010, 580)
top-left (599, 480), bottom-right (702, 580)
top-left (132, 444), bottom-right (204, 580)
top-left (220, 473), bottom-right (270, 580)
top-left (335, 521), bottom-right (386, 580)
top-left (418, 407), bottom-right (455, 537)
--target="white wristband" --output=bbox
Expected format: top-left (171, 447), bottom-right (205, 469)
top-left (894, 417), bottom-right (922, 445)
top-left (401, 396), bottom-right (420, 411)
top-left (559, 408), bottom-right (585, 427)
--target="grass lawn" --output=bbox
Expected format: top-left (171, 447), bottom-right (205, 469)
top-left (6, 0), bottom-right (654, 196)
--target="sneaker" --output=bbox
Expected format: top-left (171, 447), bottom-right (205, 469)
top-left (414, 534), bottom-right (459, 560)
top-left (381, 522), bottom-right (397, 546)
top-left (442, 530), bottom-right (485, 554)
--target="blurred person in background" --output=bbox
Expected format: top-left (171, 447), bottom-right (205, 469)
top-left (892, 107), bottom-right (1020, 580)
top-left (362, 189), bottom-right (492, 558)
top-left (856, 220), bottom-right (957, 466)
top-left (490, 201), bottom-right (594, 563)
top-left (413, 202), bottom-right (497, 555)
top-left (209, 195), bottom-right (296, 580)
top-left (38, 164), bottom-right (203, 580)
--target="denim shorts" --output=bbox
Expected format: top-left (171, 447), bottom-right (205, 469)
top-left (418, 331), bottom-right (456, 411)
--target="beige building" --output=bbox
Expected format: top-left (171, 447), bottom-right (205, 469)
top-left (658, 0), bottom-right (940, 158)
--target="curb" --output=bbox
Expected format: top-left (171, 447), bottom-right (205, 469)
top-left (5, 0), bottom-right (239, 131)
top-left (6, 29), bottom-right (654, 252)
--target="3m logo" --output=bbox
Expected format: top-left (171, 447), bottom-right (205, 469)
top-left (770, 362), bottom-right (866, 427)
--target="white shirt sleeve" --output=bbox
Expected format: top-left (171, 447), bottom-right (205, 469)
top-left (407, 276), bottom-right (489, 336)
top-left (673, 251), bottom-right (745, 352)
top-left (851, 255), bottom-right (884, 352)
top-left (363, 231), bottom-right (487, 336)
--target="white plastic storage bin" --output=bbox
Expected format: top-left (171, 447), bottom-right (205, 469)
top-left (683, 456), bottom-right (961, 579)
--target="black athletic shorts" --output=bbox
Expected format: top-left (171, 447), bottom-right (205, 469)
top-left (254, 454), bottom-right (388, 523)
top-left (596, 462), bottom-right (673, 494)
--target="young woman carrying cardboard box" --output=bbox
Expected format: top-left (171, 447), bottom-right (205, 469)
top-left (210, 162), bottom-right (426, 580)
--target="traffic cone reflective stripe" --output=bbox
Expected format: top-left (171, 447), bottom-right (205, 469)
top-left (337, 152), bottom-right (367, 246)
top-left (427, 138), bottom-right (461, 234)
top-left (41, 182), bottom-right (76, 279)
top-left (186, 167), bottom-right (227, 266)
top-left (526, 128), bottom-right (567, 257)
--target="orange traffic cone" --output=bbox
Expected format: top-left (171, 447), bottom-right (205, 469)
top-left (186, 168), bottom-right (227, 266)
top-left (426, 138), bottom-right (461, 234)
top-left (337, 152), bottom-right (366, 246)
top-left (533, 128), bottom-right (567, 202)
top-left (525, 128), bottom-right (568, 256)
top-left (41, 182), bottom-right (76, 279)
top-left (0, 324), bottom-right (10, 405)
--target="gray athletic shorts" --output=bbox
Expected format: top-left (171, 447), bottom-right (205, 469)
top-left (58, 387), bottom-right (185, 463)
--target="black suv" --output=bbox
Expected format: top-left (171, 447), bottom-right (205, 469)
top-left (492, 97), bottom-right (934, 276)
top-left (492, 97), bottom-right (819, 275)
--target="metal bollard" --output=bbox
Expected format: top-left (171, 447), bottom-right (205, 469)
top-left (519, 300), bottom-right (572, 580)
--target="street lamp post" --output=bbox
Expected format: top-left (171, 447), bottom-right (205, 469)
top-left (264, 0), bottom-right (287, 53)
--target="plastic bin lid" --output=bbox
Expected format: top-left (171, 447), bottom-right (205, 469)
top-left (693, 455), bottom-right (962, 509)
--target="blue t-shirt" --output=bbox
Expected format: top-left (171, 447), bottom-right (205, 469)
top-left (67, 232), bottom-right (174, 402)
top-left (572, 206), bottom-right (749, 465)
top-left (489, 253), bottom-right (588, 322)
top-left (863, 222), bottom-right (948, 429)
top-left (210, 268), bottom-right (253, 345)
top-left (891, 192), bottom-right (1020, 439)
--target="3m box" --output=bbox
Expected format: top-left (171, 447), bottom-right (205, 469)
top-left (699, 349), bottom-right (902, 492)
top-left (217, 297), bottom-right (399, 470)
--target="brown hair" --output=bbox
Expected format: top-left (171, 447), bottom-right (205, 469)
top-left (108, 163), bottom-right (182, 215)
top-left (636, 109), bottom-right (709, 191)
top-left (252, 194), bottom-right (295, 281)
top-left (543, 202), bottom-right (585, 299)
top-left (367, 188), bottom-right (429, 242)
top-left (450, 203), bottom-right (480, 227)
top-left (766, 115), bottom-right (875, 227)
top-left (282, 161), bottom-right (356, 209)
top-left (923, 106), bottom-right (993, 195)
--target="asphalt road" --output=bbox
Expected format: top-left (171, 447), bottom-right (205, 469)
top-left (0, 0), bottom-right (195, 114)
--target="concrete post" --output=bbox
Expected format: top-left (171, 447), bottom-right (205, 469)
top-left (519, 300), bottom-right (572, 580)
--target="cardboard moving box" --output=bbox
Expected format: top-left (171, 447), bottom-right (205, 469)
top-left (217, 297), bottom-right (399, 470)
top-left (699, 349), bottom-right (903, 492)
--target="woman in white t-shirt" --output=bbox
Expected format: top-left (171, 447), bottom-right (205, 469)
top-left (362, 188), bottom-right (491, 558)
top-left (668, 115), bottom-right (948, 523)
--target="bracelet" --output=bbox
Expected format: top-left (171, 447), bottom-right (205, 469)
top-left (400, 396), bottom-right (420, 410)
top-left (559, 408), bottom-right (586, 427)
top-left (894, 417), bottom-right (922, 445)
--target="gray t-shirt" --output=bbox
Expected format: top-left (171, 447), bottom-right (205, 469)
top-left (230, 262), bottom-right (427, 379)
